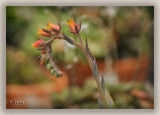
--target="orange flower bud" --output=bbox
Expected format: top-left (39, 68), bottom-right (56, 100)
top-left (67, 18), bottom-right (81, 34)
top-left (46, 21), bottom-right (61, 35)
top-left (36, 28), bottom-right (51, 37)
top-left (32, 39), bottom-right (45, 48)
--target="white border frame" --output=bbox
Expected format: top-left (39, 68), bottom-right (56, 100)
top-left (0, 0), bottom-right (159, 115)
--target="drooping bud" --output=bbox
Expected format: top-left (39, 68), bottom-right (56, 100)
top-left (56, 70), bottom-right (63, 77)
top-left (50, 69), bottom-right (55, 76)
top-left (55, 72), bottom-right (58, 77)
top-left (46, 63), bottom-right (51, 71)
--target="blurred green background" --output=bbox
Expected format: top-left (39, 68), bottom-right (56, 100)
top-left (6, 6), bottom-right (154, 109)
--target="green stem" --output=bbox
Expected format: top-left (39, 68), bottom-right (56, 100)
top-left (77, 33), bottom-right (107, 109)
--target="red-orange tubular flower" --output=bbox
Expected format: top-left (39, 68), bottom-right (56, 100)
top-left (32, 39), bottom-right (45, 48)
top-left (46, 21), bottom-right (61, 35)
top-left (67, 18), bottom-right (81, 34)
top-left (37, 28), bottom-right (51, 37)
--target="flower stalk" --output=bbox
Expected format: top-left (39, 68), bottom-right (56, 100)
top-left (76, 33), bottom-right (108, 109)
top-left (32, 18), bottom-right (113, 109)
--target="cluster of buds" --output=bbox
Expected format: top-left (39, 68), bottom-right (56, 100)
top-left (32, 21), bottom-right (63, 77)
top-left (32, 18), bottom-right (81, 78)
top-left (36, 21), bottom-right (61, 37)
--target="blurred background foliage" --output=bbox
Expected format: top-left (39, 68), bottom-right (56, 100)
top-left (6, 6), bottom-right (154, 109)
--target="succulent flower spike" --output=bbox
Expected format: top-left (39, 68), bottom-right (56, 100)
top-left (67, 18), bottom-right (81, 34)
top-left (32, 19), bottom-right (113, 108)
top-left (46, 21), bottom-right (61, 35)
top-left (32, 39), bottom-right (45, 48)
top-left (36, 28), bottom-right (51, 37)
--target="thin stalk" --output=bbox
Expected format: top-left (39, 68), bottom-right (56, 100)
top-left (77, 33), bottom-right (108, 109)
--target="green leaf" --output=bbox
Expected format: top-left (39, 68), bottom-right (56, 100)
top-left (56, 70), bottom-right (63, 77)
